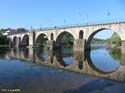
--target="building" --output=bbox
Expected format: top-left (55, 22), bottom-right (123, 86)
top-left (2, 28), bottom-right (17, 36)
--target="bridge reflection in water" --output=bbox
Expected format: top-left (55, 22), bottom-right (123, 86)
top-left (4, 46), bottom-right (125, 82)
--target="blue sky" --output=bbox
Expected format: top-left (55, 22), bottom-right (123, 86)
top-left (0, 0), bottom-right (125, 39)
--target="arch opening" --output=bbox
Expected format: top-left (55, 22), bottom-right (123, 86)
top-left (51, 33), bottom-right (54, 40)
top-left (21, 35), bottom-right (29, 47)
top-left (55, 31), bottom-right (74, 66)
top-left (56, 31), bottom-right (74, 48)
top-left (86, 29), bottom-right (121, 73)
top-left (79, 30), bottom-right (84, 39)
top-left (35, 33), bottom-right (48, 48)
top-left (87, 28), bottom-right (121, 49)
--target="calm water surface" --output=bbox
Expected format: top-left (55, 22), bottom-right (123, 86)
top-left (0, 45), bottom-right (125, 93)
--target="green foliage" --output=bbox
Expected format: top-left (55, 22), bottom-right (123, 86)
top-left (111, 33), bottom-right (121, 46)
top-left (0, 28), bottom-right (7, 34)
top-left (105, 39), bottom-right (111, 45)
top-left (0, 33), bottom-right (9, 45)
top-left (109, 48), bottom-right (121, 60)
top-left (92, 33), bottom-right (121, 46)
top-left (17, 28), bottom-right (27, 33)
top-left (61, 33), bottom-right (74, 45)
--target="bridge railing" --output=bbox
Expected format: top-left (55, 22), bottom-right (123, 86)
top-left (8, 19), bottom-right (125, 36)
top-left (34, 19), bottom-right (125, 31)
top-left (7, 31), bottom-right (29, 36)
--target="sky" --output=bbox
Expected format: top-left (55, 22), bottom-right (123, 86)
top-left (0, 0), bottom-right (125, 39)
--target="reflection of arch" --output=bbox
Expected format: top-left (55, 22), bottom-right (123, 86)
top-left (21, 34), bottom-right (29, 46)
top-left (86, 51), bottom-right (119, 74)
top-left (56, 31), bottom-right (74, 46)
top-left (36, 48), bottom-right (48, 62)
top-left (55, 48), bottom-right (73, 67)
top-left (21, 48), bottom-right (29, 58)
top-left (51, 33), bottom-right (54, 40)
top-left (35, 33), bottom-right (48, 47)
top-left (87, 28), bottom-right (121, 49)
top-left (79, 30), bottom-right (83, 39)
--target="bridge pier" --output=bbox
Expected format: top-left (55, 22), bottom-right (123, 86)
top-left (74, 39), bottom-right (84, 53)
top-left (121, 40), bottom-right (125, 54)
top-left (28, 31), bottom-right (35, 48)
top-left (48, 40), bottom-right (55, 50)
top-left (73, 39), bottom-right (84, 61)
top-left (15, 37), bottom-right (20, 47)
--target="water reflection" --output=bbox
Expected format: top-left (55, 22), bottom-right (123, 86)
top-left (37, 48), bottom-right (48, 62)
top-left (21, 47), bottom-right (29, 58)
top-left (109, 48), bottom-right (121, 60)
top-left (0, 47), bottom-right (9, 59)
top-left (54, 47), bottom-right (74, 67)
top-left (90, 48), bottom-right (120, 73)
top-left (0, 45), bottom-right (125, 82)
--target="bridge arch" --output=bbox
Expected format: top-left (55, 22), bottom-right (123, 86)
top-left (56, 31), bottom-right (75, 46)
top-left (35, 33), bottom-right (48, 47)
top-left (21, 34), bottom-right (29, 46)
top-left (87, 28), bottom-right (121, 48)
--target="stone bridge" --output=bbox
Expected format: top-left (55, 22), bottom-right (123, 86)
top-left (8, 22), bottom-right (125, 53)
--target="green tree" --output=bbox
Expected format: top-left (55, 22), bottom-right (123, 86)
top-left (109, 48), bottom-right (121, 60)
top-left (0, 33), bottom-right (9, 45)
top-left (111, 33), bottom-right (121, 46)
top-left (61, 33), bottom-right (74, 45)
top-left (17, 28), bottom-right (27, 33)
top-left (0, 28), bottom-right (7, 34)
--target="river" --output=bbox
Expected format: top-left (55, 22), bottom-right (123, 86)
top-left (0, 44), bottom-right (125, 93)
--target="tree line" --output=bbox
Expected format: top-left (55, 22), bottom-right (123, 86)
top-left (92, 32), bottom-right (121, 46)
top-left (0, 28), bottom-right (28, 33)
